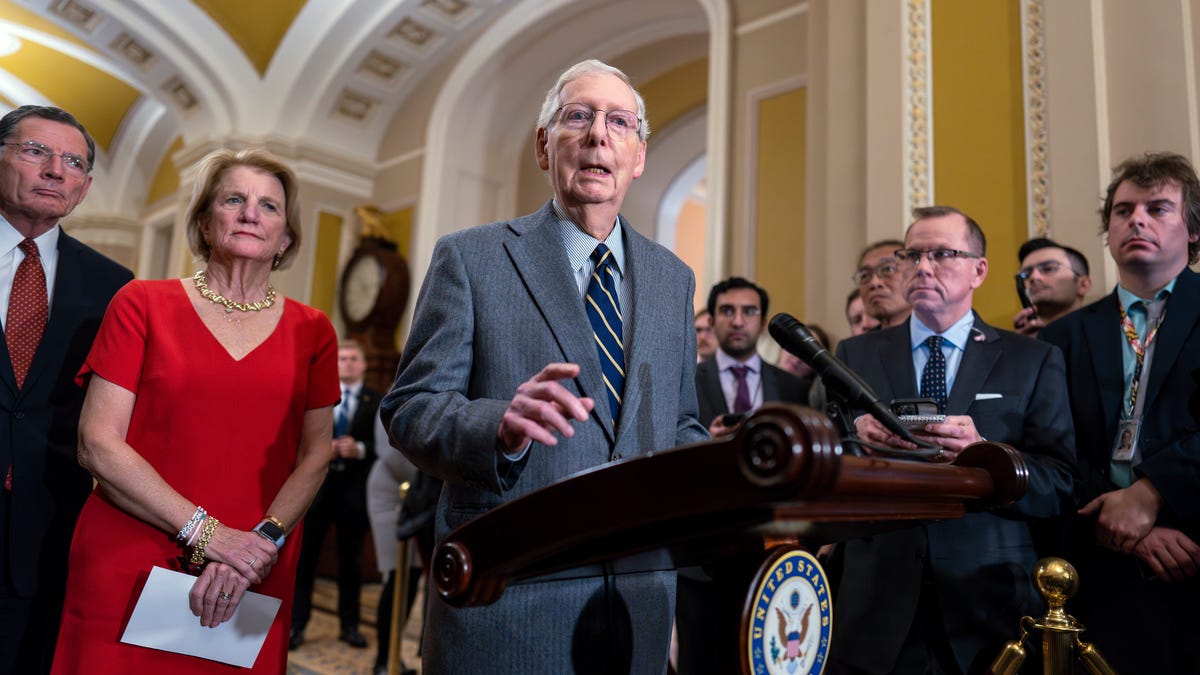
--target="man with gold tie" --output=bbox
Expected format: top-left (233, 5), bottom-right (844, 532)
top-left (0, 105), bottom-right (131, 675)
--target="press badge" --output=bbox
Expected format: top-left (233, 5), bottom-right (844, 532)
top-left (1111, 417), bottom-right (1141, 462)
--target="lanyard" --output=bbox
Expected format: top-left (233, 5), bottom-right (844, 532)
top-left (1118, 299), bottom-right (1165, 416)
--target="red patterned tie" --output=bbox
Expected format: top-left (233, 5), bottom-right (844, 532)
top-left (5, 239), bottom-right (47, 490)
top-left (8, 238), bottom-right (48, 388)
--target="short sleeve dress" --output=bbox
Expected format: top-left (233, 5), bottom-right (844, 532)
top-left (51, 279), bottom-right (340, 674)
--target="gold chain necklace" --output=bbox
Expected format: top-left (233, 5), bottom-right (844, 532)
top-left (193, 269), bottom-right (276, 313)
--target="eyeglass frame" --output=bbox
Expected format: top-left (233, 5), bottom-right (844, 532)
top-left (893, 248), bottom-right (982, 269)
top-left (2, 140), bottom-right (90, 175)
top-left (1016, 259), bottom-right (1080, 281)
top-left (552, 102), bottom-right (642, 140)
top-left (851, 259), bottom-right (902, 286)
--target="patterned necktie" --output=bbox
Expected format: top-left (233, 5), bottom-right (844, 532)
top-left (5, 239), bottom-right (47, 490)
top-left (731, 365), bottom-right (752, 414)
top-left (585, 244), bottom-right (624, 425)
top-left (920, 335), bottom-right (947, 413)
top-left (7, 238), bottom-right (47, 389)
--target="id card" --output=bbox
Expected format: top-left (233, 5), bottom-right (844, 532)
top-left (1111, 417), bottom-right (1141, 462)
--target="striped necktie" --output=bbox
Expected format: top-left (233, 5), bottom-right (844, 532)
top-left (585, 244), bottom-right (624, 425)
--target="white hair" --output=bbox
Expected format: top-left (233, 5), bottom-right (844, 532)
top-left (535, 59), bottom-right (650, 141)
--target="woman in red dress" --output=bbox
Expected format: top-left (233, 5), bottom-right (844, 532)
top-left (51, 148), bottom-right (339, 674)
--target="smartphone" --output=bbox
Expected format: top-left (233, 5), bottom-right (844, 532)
top-left (1014, 273), bottom-right (1034, 310)
top-left (889, 398), bottom-right (945, 429)
top-left (721, 413), bottom-right (745, 426)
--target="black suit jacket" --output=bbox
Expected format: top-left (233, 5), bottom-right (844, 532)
top-left (325, 385), bottom-right (382, 511)
top-left (831, 313), bottom-right (1076, 674)
top-left (694, 357), bottom-right (809, 427)
top-left (0, 232), bottom-right (131, 598)
top-left (1040, 268), bottom-right (1200, 537)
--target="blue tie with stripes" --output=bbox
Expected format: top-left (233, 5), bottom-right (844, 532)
top-left (586, 244), bottom-right (624, 426)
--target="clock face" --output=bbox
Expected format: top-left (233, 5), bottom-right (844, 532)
top-left (343, 256), bottom-right (385, 322)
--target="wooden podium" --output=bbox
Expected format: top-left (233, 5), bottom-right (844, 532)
top-left (428, 403), bottom-right (1028, 671)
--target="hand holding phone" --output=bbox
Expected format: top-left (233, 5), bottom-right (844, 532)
top-left (890, 398), bottom-right (945, 429)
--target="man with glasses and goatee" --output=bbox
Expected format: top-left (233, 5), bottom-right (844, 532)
top-left (381, 60), bottom-right (706, 674)
top-left (828, 206), bottom-right (1076, 675)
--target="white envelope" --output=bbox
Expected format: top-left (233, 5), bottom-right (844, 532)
top-left (975, 393), bottom-right (1002, 400)
top-left (120, 566), bottom-right (281, 668)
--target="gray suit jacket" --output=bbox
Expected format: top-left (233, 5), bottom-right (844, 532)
top-left (694, 357), bottom-right (809, 427)
top-left (830, 313), bottom-right (1077, 675)
top-left (381, 202), bottom-right (707, 674)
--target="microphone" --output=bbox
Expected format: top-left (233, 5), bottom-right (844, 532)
top-left (768, 313), bottom-right (920, 445)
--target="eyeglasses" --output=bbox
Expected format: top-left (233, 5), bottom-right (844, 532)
top-left (851, 260), bottom-right (901, 285)
top-left (1017, 260), bottom-right (1077, 280)
top-left (554, 102), bottom-right (641, 140)
top-left (715, 305), bottom-right (761, 319)
top-left (3, 140), bottom-right (89, 176)
top-left (894, 248), bottom-right (981, 270)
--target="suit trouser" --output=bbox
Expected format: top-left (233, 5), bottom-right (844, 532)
top-left (0, 487), bottom-right (63, 675)
top-left (292, 477), bottom-right (371, 632)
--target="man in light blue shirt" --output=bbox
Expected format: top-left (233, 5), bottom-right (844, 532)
top-left (1041, 151), bottom-right (1200, 673)
top-left (831, 206), bottom-right (1076, 675)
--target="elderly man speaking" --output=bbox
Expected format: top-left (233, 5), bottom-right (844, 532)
top-left (381, 60), bottom-right (707, 674)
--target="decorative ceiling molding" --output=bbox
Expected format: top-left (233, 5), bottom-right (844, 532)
top-left (48, 0), bottom-right (100, 32)
top-left (903, 0), bottom-right (933, 218)
top-left (1021, 0), bottom-right (1050, 237)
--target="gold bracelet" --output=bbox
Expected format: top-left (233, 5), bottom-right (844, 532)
top-left (263, 515), bottom-right (285, 530)
top-left (189, 516), bottom-right (220, 565)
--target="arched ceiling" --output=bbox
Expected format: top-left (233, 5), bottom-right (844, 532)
top-left (0, 0), bottom-right (509, 215)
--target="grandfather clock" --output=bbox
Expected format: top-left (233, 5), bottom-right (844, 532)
top-left (338, 206), bottom-right (410, 392)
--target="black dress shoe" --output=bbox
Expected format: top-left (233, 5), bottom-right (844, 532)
top-left (339, 629), bottom-right (368, 648)
top-left (288, 628), bottom-right (304, 650)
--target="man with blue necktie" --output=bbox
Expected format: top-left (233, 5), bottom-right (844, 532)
top-left (381, 59), bottom-right (706, 673)
top-left (830, 206), bottom-right (1076, 675)
top-left (290, 339), bottom-right (380, 650)
top-left (1041, 152), bottom-right (1200, 673)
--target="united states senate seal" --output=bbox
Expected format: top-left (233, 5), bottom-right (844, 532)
top-left (744, 548), bottom-right (831, 675)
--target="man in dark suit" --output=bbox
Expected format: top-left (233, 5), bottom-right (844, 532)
top-left (694, 276), bottom-right (809, 433)
top-left (830, 206), bottom-right (1076, 675)
top-left (1040, 152), bottom-right (1200, 673)
top-left (291, 339), bottom-right (381, 650)
top-left (678, 276), bottom-right (809, 675)
top-left (381, 59), bottom-right (707, 673)
top-left (0, 105), bottom-right (132, 675)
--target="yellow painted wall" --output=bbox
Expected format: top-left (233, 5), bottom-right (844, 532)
top-left (146, 136), bottom-right (183, 205)
top-left (756, 87), bottom-right (806, 321)
top-left (931, 0), bottom-right (1026, 326)
top-left (674, 198), bottom-right (706, 311)
top-left (310, 211), bottom-right (343, 316)
top-left (638, 58), bottom-right (708, 133)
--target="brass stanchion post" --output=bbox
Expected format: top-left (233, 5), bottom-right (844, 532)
top-left (388, 480), bottom-right (411, 675)
top-left (987, 558), bottom-right (1117, 675)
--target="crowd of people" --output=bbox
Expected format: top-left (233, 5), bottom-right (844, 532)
top-left (1, 56), bottom-right (1198, 675)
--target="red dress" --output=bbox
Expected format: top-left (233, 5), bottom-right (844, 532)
top-left (51, 280), bottom-right (339, 674)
